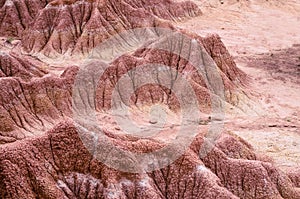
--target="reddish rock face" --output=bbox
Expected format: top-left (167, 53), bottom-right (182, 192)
top-left (0, 0), bottom-right (201, 56)
top-left (1, 121), bottom-right (299, 198)
top-left (0, 52), bottom-right (47, 80)
top-left (0, 0), bottom-right (299, 199)
top-left (0, 0), bottom-right (49, 36)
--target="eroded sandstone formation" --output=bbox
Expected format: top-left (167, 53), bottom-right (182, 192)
top-left (0, 0), bottom-right (201, 57)
top-left (0, 0), bottom-right (299, 198)
top-left (1, 121), bottom-right (299, 198)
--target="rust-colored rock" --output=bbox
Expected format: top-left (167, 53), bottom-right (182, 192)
top-left (0, 0), bottom-right (49, 37)
top-left (1, 121), bottom-right (299, 198)
top-left (0, 0), bottom-right (201, 57)
top-left (0, 0), bottom-right (299, 199)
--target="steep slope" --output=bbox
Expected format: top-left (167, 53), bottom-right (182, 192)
top-left (0, 52), bottom-right (47, 80)
top-left (0, 31), bottom-right (247, 143)
top-left (0, 0), bottom-right (201, 57)
top-left (0, 0), bottom-right (49, 37)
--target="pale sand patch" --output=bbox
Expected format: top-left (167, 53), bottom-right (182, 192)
top-left (177, 0), bottom-right (300, 171)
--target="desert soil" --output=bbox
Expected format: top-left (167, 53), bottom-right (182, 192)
top-left (177, 0), bottom-right (300, 171)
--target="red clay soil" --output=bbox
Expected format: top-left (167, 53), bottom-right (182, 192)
top-left (0, 0), bottom-right (299, 198)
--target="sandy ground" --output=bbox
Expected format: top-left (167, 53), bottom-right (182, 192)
top-left (177, 0), bottom-right (300, 171)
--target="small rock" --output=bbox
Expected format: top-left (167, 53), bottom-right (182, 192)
top-left (149, 120), bottom-right (158, 124)
top-left (268, 124), bottom-right (278, 128)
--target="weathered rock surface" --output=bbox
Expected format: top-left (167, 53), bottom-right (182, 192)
top-left (0, 70), bottom-right (74, 143)
top-left (0, 0), bottom-right (49, 37)
top-left (0, 32), bottom-right (247, 142)
top-left (0, 0), bottom-right (201, 57)
top-left (0, 52), bottom-right (47, 80)
top-left (1, 121), bottom-right (299, 198)
top-left (93, 32), bottom-right (247, 112)
top-left (0, 0), bottom-right (299, 198)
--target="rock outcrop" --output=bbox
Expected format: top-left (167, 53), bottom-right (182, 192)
top-left (0, 0), bottom-right (201, 57)
top-left (1, 121), bottom-right (299, 198)
top-left (0, 0), bottom-right (299, 199)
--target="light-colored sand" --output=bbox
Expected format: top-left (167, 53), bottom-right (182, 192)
top-left (177, 0), bottom-right (300, 171)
